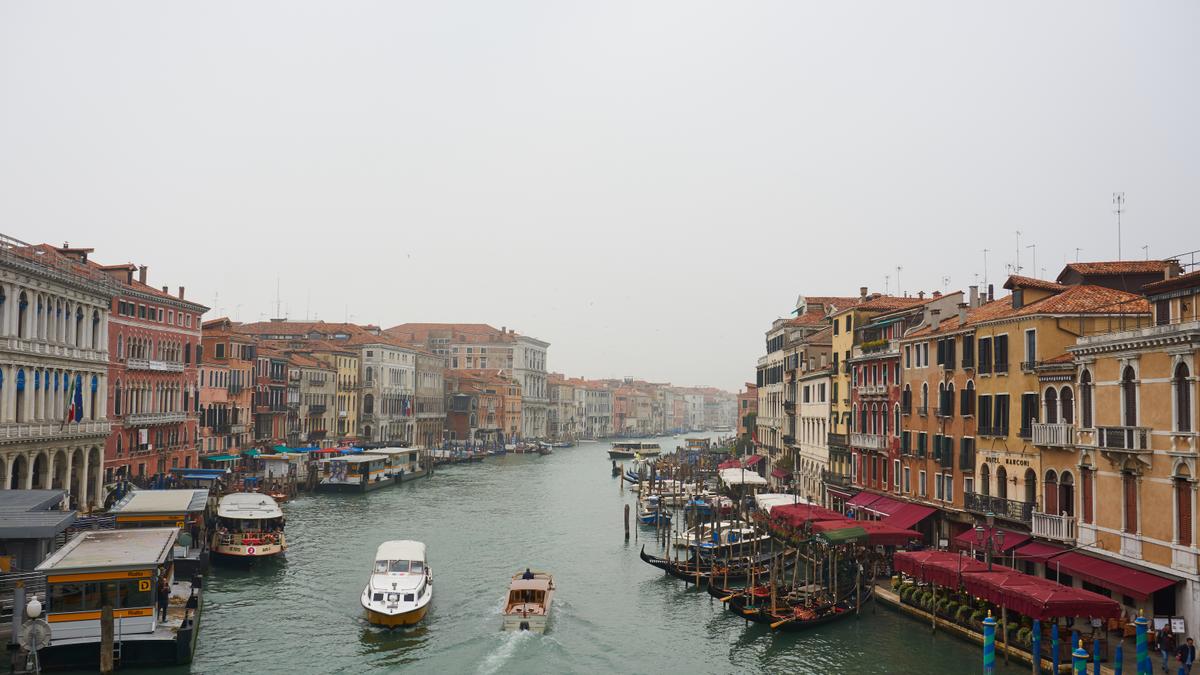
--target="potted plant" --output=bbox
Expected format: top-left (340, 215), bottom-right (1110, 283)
top-left (955, 605), bottom-right (971, 623)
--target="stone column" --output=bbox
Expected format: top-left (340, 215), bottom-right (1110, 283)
top-left (78, 449), bottom-right (89, 511)
top-left (90, 450), bottom-right (103, 510)
top-left (22, 451), bottom-right (34, 489)
top-left (42, 450), bottom-right (54, 490)
top-left (64, 450), bottom-right (74, 503)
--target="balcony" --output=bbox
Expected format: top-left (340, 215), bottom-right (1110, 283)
top-left (782, 434), bottom-right (796, 446)
top-left (963, 492), bottom-right (1034, 524)
top-left (978, 424), bottom-right (1009, 437)
top-left (126, 357), bottom-right (185, 373)
top-left (125, 411), bottom-right (188, 426)
top-left (308, 404), bottom-right (327, 416)
top-left (0, 420), bottom-right (111, 444)
top-left (1032, 422), bottom-right (1075, 448)
top-left (230, 424), bottom-right (246, 434)
top-left (850, 432), bottom-right (888, 450)
top-left (1032, 511), bottom-right (1077, 543)
top-left (1095, 426), bottom-right (1151, 452)
top-left (821, 469), bottom-right (852, 487)
top-left (307, 377), bottom-right (328, 386)
top-left (783, 400), bottom-right (796, 414)
top-left (860, 384), bottom-right (887, 397)
top-left (827, 433), bottom-right (848, 448)
top-left (1020, 360), bottom-right (1038, 373)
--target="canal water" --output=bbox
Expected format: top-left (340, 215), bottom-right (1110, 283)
top-left (180, 435), bottom-right (1023, 674)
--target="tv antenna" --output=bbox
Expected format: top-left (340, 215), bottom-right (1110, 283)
top-left (1074, 247), bottom-right (1083, 262)
top-left (1113, 192), bottom-right (1126, 259)
top-left (982, 249), bottom-right (990, 288)
top-left (1025, 244), bottom-right (1037, 279)
top-left (895, 266), bottom-right (903, 297)
top-left (1015, 230), bottom-right (1023, 274)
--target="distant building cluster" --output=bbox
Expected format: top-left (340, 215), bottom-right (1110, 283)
top-left (750, 258), bottom-right (1200, 634)
top-left (0, 236), bottom-right (736, 511)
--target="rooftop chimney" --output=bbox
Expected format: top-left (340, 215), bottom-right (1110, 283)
top-left (930, 308), bottom-right (941, 331)
top-left (969, 285), bottom-right (979, 307)
top-left (987, 283), bottom-right (994, 302)
top-left (162, 285), bottom-right (169, 294)
top-left (958, 302), bottom-right (968, 324)
top-left (178, 286), bottom-right (185, 300)
top-left (138, 266), bottom-right (148, 284)
top-left (859, 286), bottom-right (868, 298)
top-left (918, 291), bottom-right (925, 300)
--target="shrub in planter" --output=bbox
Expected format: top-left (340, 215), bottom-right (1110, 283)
top-left (970, 609), bottom-right (985, 626)
top-left (891, 576), bottom-right (902, 591)
top-left (946, 601), bottom-right (960, 618)
top-left (899, 586), bottom-right (912, 602)
top-left (955, 606), bottom-right (971, 623)
top-left (1017, 627), bottom-right (1032, 647)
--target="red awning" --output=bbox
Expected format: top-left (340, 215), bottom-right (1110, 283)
top-left (1013, 541), bottom-right (1067, 563)
top-left (853, 520), bottom-right (921, 546)
top-left (1050, 552), bottom-right (1177, 600)
top-left (894, 550), bottom-right (989, 587)
top-left (743, 454), bottom-right (765, 467)
top-left (952, 527), bottom-right (1031, 553)
top-left (862, 494), bottom-right (906, 517)
top-left (962, 570), bottom-right (1121, 621)
top-left (770, 503), bottom-right (843, 528)
top-left (845, 492), bottom-right (881, 509)
top-left (770, 468), bottom-right (790, 480)
top-left (826, 487), bottom-right (855, 499)
top-left (884, 503), bottom-right (936, 530)
top-left (718, 459), bottom-right (741, 470)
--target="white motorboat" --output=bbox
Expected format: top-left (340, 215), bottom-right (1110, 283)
top-left (361, 540), bottom-right (432, 627)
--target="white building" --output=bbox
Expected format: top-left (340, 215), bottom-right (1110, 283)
top-left (351, 332), bottom-right (417, 444)
top-left (797, 367), bottom-right (832, 503)
top-left (0, 241), bottom-right (114, 510)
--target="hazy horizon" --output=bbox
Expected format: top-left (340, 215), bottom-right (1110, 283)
top-left (3, 1), bottom-right (1197, 392)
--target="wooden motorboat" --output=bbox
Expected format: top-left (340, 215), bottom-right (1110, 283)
top-left (361, 540), bottom-right (432, 627)
top-left (503, 570), bottom-right (555, 633)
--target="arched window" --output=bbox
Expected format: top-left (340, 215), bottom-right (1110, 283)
top-left (1080, 464), bottom-right (1094, 524)
top-left (963, 380), bottom-right (976, 416)
top-left (981, 463), bottom-right (991, 497)
top-left (946, 382), bottom-right (955, 417)
top-left (17, 292), bottom-right (28, 338)
top-left (91, 311), bottom-right (100, 350)
top-left (996, 465), bottom-right (1008, 500)
top-left (74, 308), bottom-right (84, 347)
top-left (938, 382), bottom-right (946, 415)
top-left (1122, 366), bottom-right (1138, 426)
top-left (1044, 387), bottom-right (1058, 424)
top-left (1024, 468), bottom-right (1037, 504)
top-left (1175, 363), bottom-right (1192, 432)
top-left (921, 383), bottom-right (929, 410)
top-left (902, 384), bottom-right (912, 412)
top-left (1060, 386), bottom-right (1074, 425)
top-left (1080, 370), bottom-right (1093, 428)
top-left (363, 394), bottom-right (374, 415)
top-left (893, 404), bottom-right (900, 434)
top-left (1059, 471), bottom-right (1075, 517)
top-left (114, 379), bottom-right (122, 416)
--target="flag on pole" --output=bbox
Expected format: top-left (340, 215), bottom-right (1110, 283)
top-left (74, 376), bottom-right (84, 422)
top-left (62, 375), bottom-right (77, 428)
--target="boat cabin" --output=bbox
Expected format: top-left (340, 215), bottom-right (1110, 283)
top-left (506, 580), bottom-right (550, 615)
top-left (685, 437), bottom-right (711, 451)
top-left (361, 448), bottom-right (423, 477)
top-left (36, 528), bottom-right (178, 642)
top-left (319, 455), bottom-right (389, 486)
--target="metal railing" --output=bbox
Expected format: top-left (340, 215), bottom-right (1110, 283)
top-left (0, 420), bottom-right (111, 441)
top-left (978, 424), bottom-right (1009, 437)
top-left (821, 469), bottom-right (852, 487)
top-left (1032, 422), bottom-right (1075, 448)
top-left (1032, 511), bottom-right (1077, 543)
top-left (308, 404), bottom-right (327, 415)
top-left (1095, 426), bottom-right (1152, 452)
top-left (1020, 360), bottom-right (1038, 373)
top-left (964, 492), bottom-right (1034, 524)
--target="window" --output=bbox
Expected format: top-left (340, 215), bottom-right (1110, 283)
top-left (1176, 470), bottom-right (1193, 547)
top-left (978, 394), bottom-right (993, 432)
top-left (917, 432), bottom-right (927, 457)
top-left (905, 346), bottom-right (911, 368)
top-left (893, 459), bottom-right (900, 488)
top-left (1156, 300), bottom-right (1171, 326)
top-left (1044, 387), bottom-right (1059, 424)
top-left (962, 335), bottom-right (975, 368)
top-left (959, 437), bottom-right (975, 470)
top-left (961, 380), bottom-right (975, 416)
top-left (1019, 393), bottom-right (1038, 437)
top-left (936, 339), bottom-right (945, 366)
top-left (964, 477), bottom-right (974, 495)
top-left (903, 467), bottom-right (911, 493)
top-left (1081, 370), bottom-right (1093, 428)
top-left (1122, 366), bottom-right (1137, 426)
top-left (1123, 471), bottom-right (1138, 533)
top-left (945, 473), bottom-right (954, 502)
top-left (935, 474), bottom-right (944, 500)
top-left (1175, 363), bottom-right (1191, 432)
top-left (994, 334), bottom-right (1009, 372)
top-left (994, 394), bottom-right (1010, 435)
top-left (1061, 386), bottom-right (1074, 424)
top-left (918, 470), bottom-right (927, 497)
top-left (978, 337), bottom-right (992, 374)
top-left (1024, 329), bottom-right (1036, 368)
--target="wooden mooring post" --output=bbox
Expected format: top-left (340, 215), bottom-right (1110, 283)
top-left (623, 504), bottom-right (630, 540)
top-left (100, 604), bottom-right (115, 674)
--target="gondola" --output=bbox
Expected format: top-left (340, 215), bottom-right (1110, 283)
top-left (638, 546), bottom-right (789, 585)
top-left (710, 582), bottom-right (873, 632)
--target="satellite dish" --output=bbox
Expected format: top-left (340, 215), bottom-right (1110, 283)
top-left (18, 619), bottom-right (51, 651)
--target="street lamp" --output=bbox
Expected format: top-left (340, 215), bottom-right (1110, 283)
top-left (974, 511), bottom-right (1006, 571)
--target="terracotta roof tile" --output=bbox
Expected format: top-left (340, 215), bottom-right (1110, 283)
top-left (1143, 269), bottom-right (1200, 295)
top-left (1003, 275), bottom-right (1068, 292)
top-left (1058, 260), bottom-right (1174, 278)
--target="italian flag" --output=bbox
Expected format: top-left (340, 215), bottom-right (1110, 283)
top-left (63, 376), bottom-right (77, 428)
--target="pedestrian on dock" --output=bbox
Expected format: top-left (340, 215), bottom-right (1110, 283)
top-left (157, 577), bottom-right (171, 621)
top-left (1161, 623), bottom-right (1178, 672)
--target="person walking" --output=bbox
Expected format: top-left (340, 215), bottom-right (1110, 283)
top-left (1179, 637), bottom-right (1197, 675)
top-left (1161, 624), bottom-right (1178, 673)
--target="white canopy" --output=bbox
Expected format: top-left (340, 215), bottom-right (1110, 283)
top-left (754, 493), bottom-right (812, 512)
top-left (375, 539), bottom-right (426, 562)
top-left (718, 468), bottom-right (768, 486)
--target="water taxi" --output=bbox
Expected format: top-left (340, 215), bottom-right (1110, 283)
top-left (361, 540), bottom-right (432, 627)
top-left (502, 570), bottom-right (554, 633)
top-left (211, 493), bottom-right (286, 560)
top-left (607, 441), bottom-right (661, 459)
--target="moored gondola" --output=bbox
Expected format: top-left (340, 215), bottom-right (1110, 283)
top-left (638, 546), bottom-right (790, 585)
top-left (709, 582), bottom-right (873, 631)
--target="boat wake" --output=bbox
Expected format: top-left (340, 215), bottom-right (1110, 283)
top-left (477, 630), bottom-right (533, 675)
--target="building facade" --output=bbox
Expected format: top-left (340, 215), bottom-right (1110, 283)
top-left (198, 318), bottom-right (255, 459)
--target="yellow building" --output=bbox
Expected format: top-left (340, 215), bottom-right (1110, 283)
top-left (1063, 268), bottom-right (1199, 629)
top-left (312, 344), bottom-right (359, 443)
top-left (970, 275), bottom-right (1151, 536)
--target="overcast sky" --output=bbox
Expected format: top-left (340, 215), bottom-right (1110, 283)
top-left (2, 2), bottom-right (1197, 392)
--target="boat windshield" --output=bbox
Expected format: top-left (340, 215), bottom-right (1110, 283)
top-left (375, 559), bottom-right (423, 573)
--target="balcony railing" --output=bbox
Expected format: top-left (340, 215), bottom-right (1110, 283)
top-left (0, 420), bottom-right (111, 442)
top-left (827, 433), bottom-right (848, 448)
top-left (917, 406), bottom-right (929, 416)
top-left (1032, 511), bottom-right (1077, 543)
top-left (1020, 360), bottom-right (1038, 373)
top-left (125, 411), bottom-right (188, 426)
top-left (125, 357), bottom-right (185, 373)
top-left (782, 434), bottom-right (796, 446)
top-left (978, 424), bottom-right (1009, 437)
top-left (230, 424), bottom-right (246, 434)
top-left (1032, 422), bottom-right (1075, 448)
top-left (821, 469), bottom-right (852, 487)
top-left (1096, 426), bottom-right (1152, 452)
top-left (850, 432), bottom-right (888, 450)
top-left (963, 492), bottom-right (1034, 524)
top-left (308, 404), bottom-right (327, 415)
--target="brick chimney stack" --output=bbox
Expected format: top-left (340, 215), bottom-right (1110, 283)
top-left (178, 286), bottom-right (185, 300)
top-left (138, 266), bottom-right (148, 284)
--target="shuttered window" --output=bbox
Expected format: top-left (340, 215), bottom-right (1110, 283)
top-left (1122, 367), bottom-right (1137, 427)
top-left (1123, 473), bottom-right (1138, 533)
top-left (1178, 478), bottom-right (1193, 547)
top-left (1080, 469), bottom-right (1093, 524)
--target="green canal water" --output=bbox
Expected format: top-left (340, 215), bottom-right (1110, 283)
top-left (179, 436), bottom-right (1023, 674)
